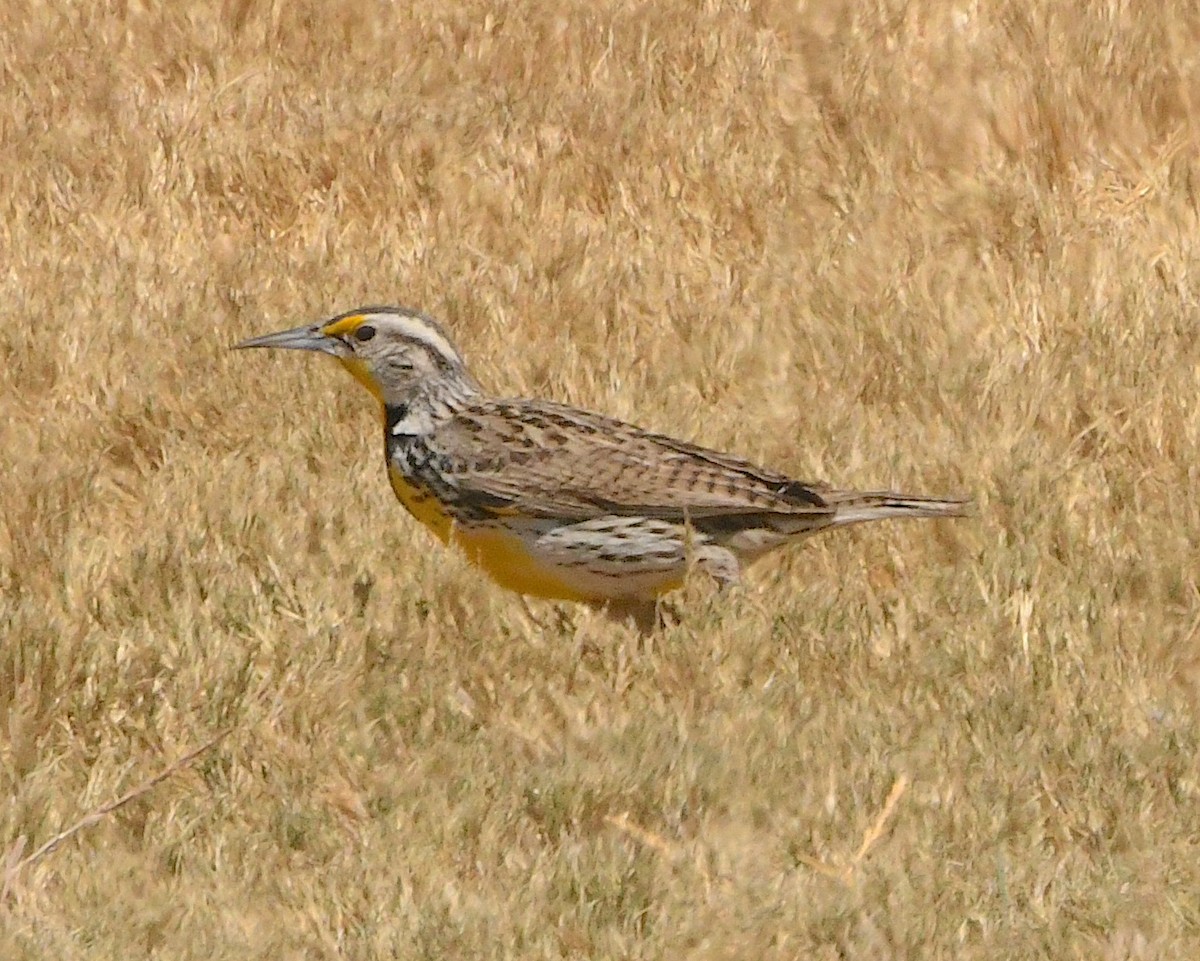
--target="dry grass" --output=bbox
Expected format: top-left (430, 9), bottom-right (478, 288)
top-left (3, 0), bottom-right (1200, 957)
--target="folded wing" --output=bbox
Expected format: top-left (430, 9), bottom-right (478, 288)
top-left (428, 399), bottom-right (837, 523)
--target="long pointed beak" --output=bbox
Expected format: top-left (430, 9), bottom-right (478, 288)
top-left (233, 324), bottom-right (347, 356)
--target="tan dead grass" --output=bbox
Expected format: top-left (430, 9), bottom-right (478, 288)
top-left (2, 0), bottom-right (1199, 957)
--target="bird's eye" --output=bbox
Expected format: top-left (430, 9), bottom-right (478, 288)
top-left (354, 325), bottom-right (377, 342)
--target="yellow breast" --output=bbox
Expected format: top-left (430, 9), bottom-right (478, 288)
top-left (387, 466), bottom-right (454, 544)
top-left (388, 466), bottom-right (602, 600)
top-left (386, 466), bottom-right (689, 603)
top-left (450, 524), bottom-right (599, 602)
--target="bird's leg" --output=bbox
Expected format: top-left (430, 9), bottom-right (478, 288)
top-left (694, 544), bottom-right (742, 592)
top-left (602, 599), bottom-right (663, 635)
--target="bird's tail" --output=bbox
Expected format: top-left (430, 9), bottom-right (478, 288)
top-left (822, 489), bottom-right (973, 529)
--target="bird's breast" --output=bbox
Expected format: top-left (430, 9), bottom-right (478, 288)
top-left (385, 465), bottom-right (455, 544)
top-left (386, 434), bottom-right (457, 545)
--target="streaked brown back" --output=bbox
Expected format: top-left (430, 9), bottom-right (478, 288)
top-left (419, 398), bottom-right (836, 522)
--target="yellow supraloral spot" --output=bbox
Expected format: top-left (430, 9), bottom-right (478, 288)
top-left (320, 314), bottom-right (367, 338)
top-left (317, 316), bottom-right (386, 409)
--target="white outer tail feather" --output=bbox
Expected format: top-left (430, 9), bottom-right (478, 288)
top-left (827, 492), bottom-right (972, 529)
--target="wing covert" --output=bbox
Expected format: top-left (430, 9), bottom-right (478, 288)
top-left (425, 399), bottom-right (834, 523)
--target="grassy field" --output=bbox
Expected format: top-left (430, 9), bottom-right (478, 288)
top-left (3, 0), bottom-right (1199, 957)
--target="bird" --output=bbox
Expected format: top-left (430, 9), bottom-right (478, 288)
top-left (234, 306), bottom-right (970, 630)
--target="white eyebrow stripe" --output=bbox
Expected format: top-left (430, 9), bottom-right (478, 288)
top-left (390, 315), bottom-right (462, 366)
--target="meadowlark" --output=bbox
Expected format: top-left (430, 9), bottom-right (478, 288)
top-left (235, 306), bottom-right (969, 628)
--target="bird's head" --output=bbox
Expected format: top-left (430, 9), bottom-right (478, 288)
top-left (234, 306), bottom-right (480, 409)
